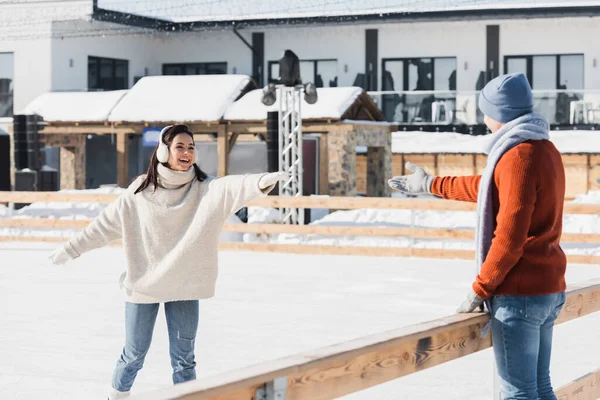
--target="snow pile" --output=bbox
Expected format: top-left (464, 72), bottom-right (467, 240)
top-left (392, 130), bottom-right (600, 154)
top-left (571, 190), bottom-right (600, 204)
top-left (20, 91), bottom-right (128, 122)
top-left (224, 87), bottom-right (363, 121)
top-left (241, 192), bottom-right (600, 255)
top-left (108, 75), bottom-right (252, 123)
top-left (243, 206), bottom-right (282, 243)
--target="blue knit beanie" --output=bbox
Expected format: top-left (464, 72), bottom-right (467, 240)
top-left (478, 73), bottom-right (533, 123)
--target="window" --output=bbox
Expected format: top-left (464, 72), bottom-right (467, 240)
top-left (504, 54), bottom-right (584, 90)
top-left (381, 57), bottom-right (457, 123)
top-left (382, 57), bottom-right (456, 92)
top-left (505, 54), bottom-right (584, 124)
top-left (88, 56), bottom-right (129, 91)
top-left (0, 52), bottom-right (14, 118)
top-left (268, 59), bottom-right (338, 87)
top-left (162, 62), bottom-right (227, 75)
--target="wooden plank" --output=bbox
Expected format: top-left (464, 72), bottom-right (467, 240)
top-left (217, 126), bottom-right (229, 176)
top-left (132, 282), bottom-right (600, 400)
top-left (4, 218), bottom-right (600, 246)
top-left (227, 132), bottom-right (240, 155)
top-left (437, 154), bottom-right (474, 177)
top-left (0, 192), bottom-right (117, 203)
top-left (402, 154), bottom-right (436, 176)
top-left (39, 126), bottom-right (137, 135)
top-left (2, 192), bottom-right (600, 215)
top-left (319, 134), bottom-right (329, 195)
top-left (356, 155), bottom-right (367, 194)
top-left (3, 234), bottom-right (600, 264)
top-left (556, 281), bottom-right (600, 324)
top-left (563, 155), bottom-right (589, 200)
top-left (134, 313), bottom-right (492, 400)
top-left (117, 133), bottom-right (129, 188)
top-left (555, 367), bottom-right (600, 400)
top-left (0, 219), bottom-right (90, 228)
top-left (248, 196), bottom-right (478, 211)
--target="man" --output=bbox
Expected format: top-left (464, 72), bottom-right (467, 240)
top-left (389, 73), bottom-right (566, 400)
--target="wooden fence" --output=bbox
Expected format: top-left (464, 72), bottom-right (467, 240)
top-left (1, 192), bottom-right (600, 398)
top-left (132, 281), bottom-right (600, 400)
top-left (2, 192), bottom-right (600, 264)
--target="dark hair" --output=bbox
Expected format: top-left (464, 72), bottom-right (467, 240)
top-left (134, 124), bottom-right (207, 194)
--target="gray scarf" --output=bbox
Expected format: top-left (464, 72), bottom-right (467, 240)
top-left (476, 113), bottom-right (549, 277)
top-left (157, 163), bottom-right (195, 189)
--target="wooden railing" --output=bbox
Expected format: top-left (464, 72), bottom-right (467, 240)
top-left (2, 191), bottom-right (599, 398)
top-left (2, 192), bottom-right (600, 264)
top-left (130, 281), bottom-right (600, 400)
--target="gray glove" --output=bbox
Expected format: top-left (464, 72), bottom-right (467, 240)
top-left (456, 291), bottom-right (485, 313)
top-left (48, 246), bottom-right (73, 266)
top-left (388, 162), bottom-right (435, 195)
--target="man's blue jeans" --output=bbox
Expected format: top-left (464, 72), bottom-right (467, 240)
top-left (490, 292), bottom-right (566, 400)
top-left (112, 300), bottom-right (199, 392)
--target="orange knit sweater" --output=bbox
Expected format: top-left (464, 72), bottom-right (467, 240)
top-left (431, 140), bottom-right (567, 299)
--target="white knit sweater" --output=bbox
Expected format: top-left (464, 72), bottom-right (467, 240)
top-left (63, 165), bottom-right (272, 303)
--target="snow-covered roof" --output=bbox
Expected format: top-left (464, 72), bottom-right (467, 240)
top-left (96, 0), bottom-right (600, 23)
top-left (20, 90), bottom-right (128, 122)
top-left (392, 130), bottom-right (600, 154)
top-left (224, 87), bottom-right (363, 121)
top-left (108, 75), bottom-right (252, 123)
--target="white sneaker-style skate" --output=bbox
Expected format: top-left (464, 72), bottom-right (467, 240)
top-left (107, 387), bottom-right (130, 399)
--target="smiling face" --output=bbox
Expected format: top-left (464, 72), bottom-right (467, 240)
top-left (167, 133), bottom-right (196, 171)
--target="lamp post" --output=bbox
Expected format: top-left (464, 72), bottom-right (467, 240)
top-left (261, 50), bottom-right (318, 225)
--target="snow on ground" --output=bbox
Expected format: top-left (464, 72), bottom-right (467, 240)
top-left (0, 245), bottom-right (599, 400)
top-left (2, 188), bottom-right (600, 398)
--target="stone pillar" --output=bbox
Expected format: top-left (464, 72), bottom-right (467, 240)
top-left (59, 135), bottom-right (86, 190)
top-left (367, 145), bottom-right (392, 197)
top-left (327, 129), bottom-right (356, 197)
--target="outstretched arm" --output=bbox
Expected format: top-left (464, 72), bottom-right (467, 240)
top-left (431, 175), bottom-right (481, 203)
top-left (50, 196), bottom-right (124, 264)
top-left (217, 172), bottom-right (288, 216)
top-left (388, 162), bottom-right (480, 202)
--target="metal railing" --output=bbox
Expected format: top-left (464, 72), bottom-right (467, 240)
top-left (368, 89), bottom-right (600, 126)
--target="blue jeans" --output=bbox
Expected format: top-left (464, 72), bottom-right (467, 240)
top-left (112, 300), bottom-right (199, 392)
top-left (490, 292), bottom-right (566, 400)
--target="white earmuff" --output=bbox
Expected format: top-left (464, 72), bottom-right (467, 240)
top-left (156, 125), bottom-right (172, 163)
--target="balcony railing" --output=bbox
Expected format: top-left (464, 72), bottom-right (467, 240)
top-left (368, 90), bottom-right (600, 126)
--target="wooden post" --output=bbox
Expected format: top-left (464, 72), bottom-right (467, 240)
top-left (59, 135), bottom-right (86, 190)
top-left (217, 125), bottom-right (229, 176)
top-left (319, 134), bottom-right (329, 195)
top-left (116, 133), bottom-right (129, 188)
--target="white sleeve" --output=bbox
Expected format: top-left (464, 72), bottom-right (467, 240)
top-left (64, 196), bottom-right (124, 258)
top-left (215, 173), bottom-right (273, 216)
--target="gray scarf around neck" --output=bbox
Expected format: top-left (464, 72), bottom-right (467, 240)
top-left (475, 112), bottom-right (549, 277)
top-left (157, 163), bottom-right (195, 189)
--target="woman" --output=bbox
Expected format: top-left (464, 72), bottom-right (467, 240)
top-left (49, 124), bottom-right (287, 399)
